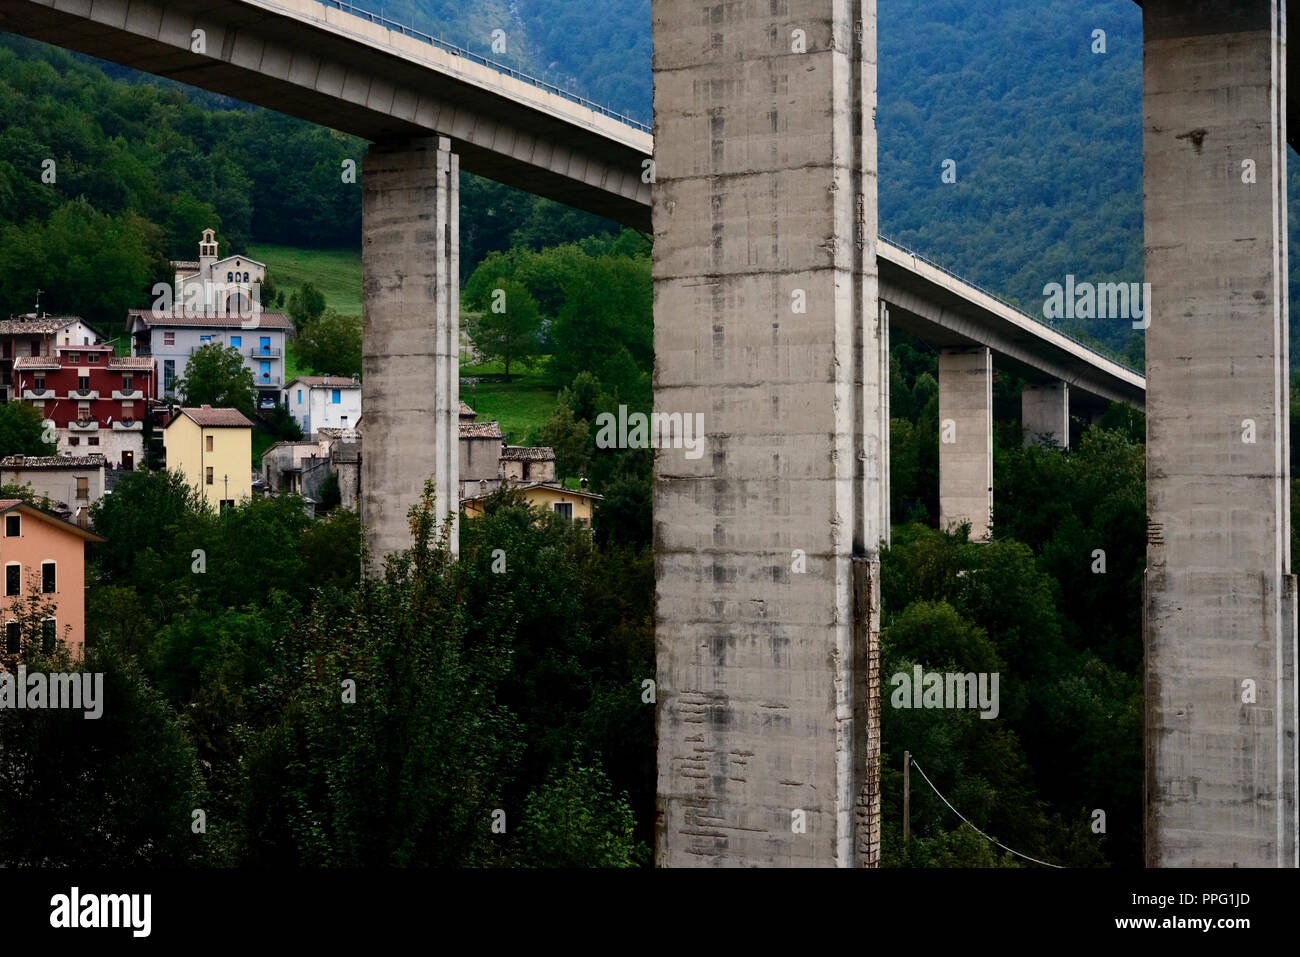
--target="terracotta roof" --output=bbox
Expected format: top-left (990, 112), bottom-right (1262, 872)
top-left (169, 405), bottom-right (254, 428)
top-left (500, 445), bottom-right (555, 462)
top-left (459, 401), bottom-right (477, 419)
top-left (1, 455), bottom-right (106, 469)
top-left (12, 356), bottom-right (61, 370)
top-left (286, 376), bottom-right (359, 389)
top-left (107, 356), bottom-right (154, 370)
top-left (172, 260), bottom-right (200, 269)
top-left (125, 309), bottom-right (294, 330)
top-left (460, 421), bottom-right (503, 439)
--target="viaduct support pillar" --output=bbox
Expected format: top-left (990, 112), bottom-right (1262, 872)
top-left (1021, 382), bottom-right (1069, 449)
top-left (360, 135), bottom-right (460, 565)
top-left (653, 0), bottom-right (882, 866)
top-left (938, 346), bottom-right (992, 540)
top-left (1143, 0), bottom-right (1297, 867)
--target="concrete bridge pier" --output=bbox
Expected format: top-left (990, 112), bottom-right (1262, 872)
top-left (653, 0), bottom-right (883, 866)
top-left (938, 346), bottom-right (993, 540)
top-left (1143, 0), bottom-right (1298, 867)
top-left (1022, 382), bottom-right (1069, 449)
top-left (360, 135), bottom-right (460, 565)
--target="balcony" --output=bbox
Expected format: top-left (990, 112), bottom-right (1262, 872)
top-left (112, 389), bottom-right (144, 400)
top-left (67, 389), bottom-right (99, 400)
top-left (111, 419), bottom-right (143, 432)
top-left (249, 346), bottom-right (282, 358)
top-left (68, 419), bottom-right (99, 432)
top-left (255, 375), bottom-right (283, 389)
top-left (22, 388), bottom-right (52, 400)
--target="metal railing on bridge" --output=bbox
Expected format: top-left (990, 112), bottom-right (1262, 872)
top-left (317, 0), bottom-right (652, 134)
top-left (878, 234), bottom-right (1143, 377)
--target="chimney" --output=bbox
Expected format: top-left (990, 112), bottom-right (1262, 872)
top-left (479, 478), bottom-right (488, 495)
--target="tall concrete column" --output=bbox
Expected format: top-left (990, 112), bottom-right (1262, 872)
top-left (1143, 1), bottom-right (1297, 867)
top-left (879, 302), bottom-right (892, 547)
top-left (1021, 381), bottom-right (1069, 449)
top-left (360, 135), bottom-right (460, 564)
top-left (653, 0), bottom-right (882, 866)
top-left (938, 346), bottom-right (992, 540)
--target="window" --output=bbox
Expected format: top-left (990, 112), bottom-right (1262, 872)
top-left (220, 499), bottom-right (235, 512)
top-left (227, 271), bottom-right (234, 282)
top-left (29, 341), bottom-right (39, 357)
top-left (230, 336), bottom-right (241, 349)
top-left (163, 331), bottom-right (175, 347)
top-left (77, 375), bottom-right (90, 391)
top-left (41, 561), bottom-right (55, 594)
top-left (163, 359), bottom-right (175, 394)
top-left (33, 376), bottom-right (44, 391)
top-left (297, 390), bottom-right (302, 404)
top-left (259, 336), bottom-right (270, 352)
top-left (5, 563), bottom-right (19, 596)
top-left (206, 435), bottom-right (214, 452)
top-left (122, 401), bottom-right (134, 416)
top-left (243, 272), bottom-right (250, 282)
top-left (260, 361), bottom-right (270, 381)
top-left (41, 619), bottom-right (55, 655)
top-left (4, 515), bottom-right (19, 537)
top-left (206, 466), bottom-right (214, 486)
top-left (88, 437), bottom-right (99, 446)
top-left (199, 335), bottom-right (212, 345)
top-left (77, 402), bottom-right (90, 418)
top-left (87, 353), bottom-right (97, 362)
top-left (75, 477), bottom-right (88, 501)
top-left (554, 502), bottom-right (573, 519)
top-left (331, 389), bottom-right (341, 404)
top-left (67, 352), bottom-right (80, 363)
top-left (5, 621), bottom-right (18, 656)
top-left (121, 374), bottom-right (133, 391)
top-left (69, 437), bottom-right (80, 447)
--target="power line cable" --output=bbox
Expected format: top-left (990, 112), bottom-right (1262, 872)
top-left (908, 757), bottom-right (1064, 869)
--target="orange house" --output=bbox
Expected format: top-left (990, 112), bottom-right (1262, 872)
top-left (0, 499), bottom-right (104, 664)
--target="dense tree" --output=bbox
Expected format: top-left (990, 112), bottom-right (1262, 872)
top-left (286, 281), bottom-right (326, 328)
top-left (465, 278), bottom-right (543, 380)
top-left (0, 401), bottom-right (56, 457)
top-left (294, 309), bottom-right (361, 379)
top-left (176, 343), bottom-right (257, 419)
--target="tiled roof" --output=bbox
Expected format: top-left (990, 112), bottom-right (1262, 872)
top-left (286, 376), bottom-right (359, 389)
top-left (0, 316), bottom-right (79, 334)
top-left (170, 405), bottom-right (254, 428)
top-left (460, 481), bottom-right (603, 504)
top-left (12, 357), bottom-right (61, 370)
top-left (172, 261), bottom-right (200, 269)
top-left (125, 309), bottom-right (294, 330)
top-left (460, 421), bottom-right (503, 439)
top-left (500, 445), bottom-right (555, 462)
top-left (107, 356), bottom-right (154, 370)
top-left (459, 401), bottom-right (477, 418)
top-left (1, 454), bottom-right (106, 469)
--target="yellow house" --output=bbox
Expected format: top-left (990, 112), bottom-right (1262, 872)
top-left (163, 405), bottom-right (254, 510)
top-left (461, 481), bottom-right (602, 528)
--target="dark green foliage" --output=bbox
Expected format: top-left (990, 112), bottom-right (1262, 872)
top-left (0, 401), bottom-right (56, 456)
top-left (293, 309), bottom-right (362, 379)
top-left (176, 343), bottom-right (257, 419)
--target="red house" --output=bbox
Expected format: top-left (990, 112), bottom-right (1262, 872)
top-left (14, 343), bottom-right (155, 471)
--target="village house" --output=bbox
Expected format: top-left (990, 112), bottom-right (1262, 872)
top-left (163, 405), bottom-right (254, 510)
top-left (173, 228), bottom-right (266, 316)
top-left (0, 498), bottom-right (105, 663)
top-left (284, 375), bottom-right (361, 436)
top-left (0, 455), bottom-right (107, 526)
top-left (461, 478), bottom-right (603, 528)
top-left (0, 314), bottom-right (100, 405)
top-left (13, 341), bottom-right (154, 470)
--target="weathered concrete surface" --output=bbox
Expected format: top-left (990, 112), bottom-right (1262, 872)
top-left (1143, 0), bottom-right (1298, 867)
top-left (938, 347), bottom-right (992, 539)
top-left (361, 136), bottom-right (459, 564)
top-left (1022, 382), bottom-right (1069, 449)
top-left (653, 0), bottom-right (882, 866)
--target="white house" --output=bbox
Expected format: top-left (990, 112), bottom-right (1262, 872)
top-left (284, 376), bottom-right (362, 436)
top-left (174, 228), bottom-right (267, 315)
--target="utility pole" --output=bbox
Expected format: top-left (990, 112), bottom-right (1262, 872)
top-left (903, 751), bottom-right (911, 849)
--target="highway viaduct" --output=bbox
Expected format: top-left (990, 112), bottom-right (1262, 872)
top-left (0, 0), bottom-right (1291, 868)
